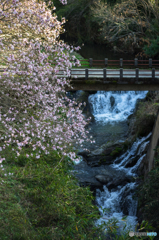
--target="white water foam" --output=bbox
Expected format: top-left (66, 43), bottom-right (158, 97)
top-left (88, 91), bottom-right (148, 123)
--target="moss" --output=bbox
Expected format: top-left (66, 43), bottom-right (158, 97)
top-left (130, 95), bottom-right (159, 138)
top-left (112, 80), bottom-right (117, 83)
top-left (110, 147), bottom-right (122, 157)
top-left (85, 80), bottom-right (96, 84)
top-left (122, 140), bottom-right (131, 151)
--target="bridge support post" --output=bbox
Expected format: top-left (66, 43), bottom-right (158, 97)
top-left (105, 58), bottom-right (108, 67)
top-left (89, 58), bottom-right (93, 68)
top-left (149, 58), bottom-right (152, 68)
top-left (152, 68), bottom-right (155, 81)
top-left (85, 68), bottom-right (88, 80)
top-left (134, 58), bottom-right (138, 67)
top-left (120, 68), bottom-right (123, 81)
top-left (103, 68), bottom-right (107, 83)
top-left (136, 68), bottom-right (139, 82)
top-left (120, 58), bottom-right (123, 68)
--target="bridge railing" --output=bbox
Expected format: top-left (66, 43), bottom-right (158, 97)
top-left (57, 68), bottom-right (159, 82)
top-left (71, 58), bottom-right (159, 69)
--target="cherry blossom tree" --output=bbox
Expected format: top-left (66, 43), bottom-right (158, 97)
top-left (0, 0), bottom-right (93, 164)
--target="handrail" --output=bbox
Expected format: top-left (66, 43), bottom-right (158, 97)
top-left (1, 58), bottom-right (159, 70)
top-left (57, 68), bottom-right (159, 81)
top-left (70, 58), bottom-right (159, 69)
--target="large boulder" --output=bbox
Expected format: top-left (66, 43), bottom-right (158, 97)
top-left (78, 140), bottom-right (125, 167)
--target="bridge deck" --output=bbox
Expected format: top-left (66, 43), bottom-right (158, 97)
top-left (57, 69), bottom-right (159, 79)
top-left (1, 66), bottom-right (159, 90)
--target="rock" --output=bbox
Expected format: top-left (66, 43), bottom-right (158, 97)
top-left (119, 185), bottom-right (137, 215)
top-left (70, 161), bottom-right (103, 191)
top-left (77, 149), bottom-right (91, 157)
top-left (78, 140), bottom-right (125, 167)
top-left (95, 175), bottom-right (112, 184)
top-left (124, 156), bottom-right (139, 168)
top-left (106, 175), bottom-right (133, 188)
top-left (66, 90), bottom-right (95, 120)
top-left (71, 160), bottom-right (133, 192)
top-left (110, 96), bottom-right (115, 108)
top-left (137, 154), bottom-right (147, 176)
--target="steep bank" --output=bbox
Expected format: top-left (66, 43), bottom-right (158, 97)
top-left (108, 90), bottom-right (159, 234)
top-left (128, 91), bottom-right (159, 236)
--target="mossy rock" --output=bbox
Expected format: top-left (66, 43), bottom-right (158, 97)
top-left (136, 114), bottom-right (156, 137)
top-left (110, 147), bottom-right (122, 157)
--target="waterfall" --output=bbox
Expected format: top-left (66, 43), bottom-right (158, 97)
top-left (88, 91), bottom-right (148, 123)
top-left (88, 90), bottom-right (150, 235)
top-left (95, 132), bottom-right (151, 235)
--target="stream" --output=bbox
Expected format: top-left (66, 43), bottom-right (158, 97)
top-left (65, 41), bottom-right (150, 236)
top-left (70, 90), bottom-right (150, 237)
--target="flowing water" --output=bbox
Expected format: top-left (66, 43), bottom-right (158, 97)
top-left (86, 90), bottom-right (149, 236)
top-left (95, 132), bottom-right (151, 236)
top-left (71, 90), bottom-right (150, 237)
top-left (84, 91), bottom-right (148, 150)
top-left (88, 91), bottom-right (146, 123)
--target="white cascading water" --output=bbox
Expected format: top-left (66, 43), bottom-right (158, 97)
top-left (88, 91), bottom-right (150, 235)
top-left (88, 91), bottom-right (148, 123)
top-left (95, 132), bottom-right (151, 236)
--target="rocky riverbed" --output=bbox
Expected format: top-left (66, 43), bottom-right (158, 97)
top-left (68, 90), bottom-right (159, 234)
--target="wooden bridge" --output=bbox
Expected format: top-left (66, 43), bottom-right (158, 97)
top-left (1, 58), bottom-right (159, 91)
top-left (62, 58), bottom-right (159, 91)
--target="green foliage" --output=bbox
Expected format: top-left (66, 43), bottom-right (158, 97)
top-left (143, 36), bottom-right (159, 58)
top-left (0, 145), bottom-right (106, 239)
top-left (0, 142), bottom-right (157, 239)
top-left (49, 0), bottom-right (98, 44)
top-left (44, 0), bottom-right (159, 56)
top-left (134, 148), bottom-right (159, 236)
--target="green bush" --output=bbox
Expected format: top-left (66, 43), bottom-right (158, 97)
top-left (0, 145), bottom-right (105, 240)
top-left (143, 36), bottom-right (159, 59)
top-left (134, 148), bottom-right (159, 237)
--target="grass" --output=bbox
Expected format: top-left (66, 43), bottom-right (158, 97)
top-left (0, 144), bottom-right (105, 240)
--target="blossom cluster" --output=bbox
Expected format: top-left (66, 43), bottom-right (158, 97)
top-left (0, 0), bottom-right (93, 165)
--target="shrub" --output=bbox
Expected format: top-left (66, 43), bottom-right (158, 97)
top-left (0, 145), bottom-right (105, 239)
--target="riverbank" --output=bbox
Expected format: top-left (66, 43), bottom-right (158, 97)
top-left (132, 91), bottom-right (159, 237)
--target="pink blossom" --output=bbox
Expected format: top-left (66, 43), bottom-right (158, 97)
top-left (0, 0), bottom-right (92, 163)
